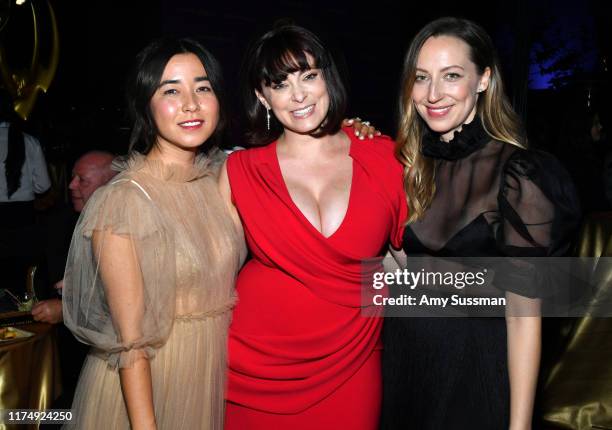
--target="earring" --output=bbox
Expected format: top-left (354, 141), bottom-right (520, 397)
top-left (266, 108), bottom-right (271, 131)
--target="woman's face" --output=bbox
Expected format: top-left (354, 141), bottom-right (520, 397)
top-left (256, 54), bottom-right (330, 136)
top-left (150, 53), bottom-right (219, 152)
top-left (411, 35), bottom-right (490, 142)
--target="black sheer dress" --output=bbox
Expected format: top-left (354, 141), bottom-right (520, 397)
top-left (380, 119), bottom-right (581, 429)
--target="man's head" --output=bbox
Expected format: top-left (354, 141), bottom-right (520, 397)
top-left (69, 151), bottom-right (116, 212)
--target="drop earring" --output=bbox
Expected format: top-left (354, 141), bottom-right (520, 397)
top-left (266, 108), bottom-right (271, 131)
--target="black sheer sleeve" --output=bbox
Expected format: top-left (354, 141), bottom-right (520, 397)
top-left (496, 149), bottom-right (581, 297)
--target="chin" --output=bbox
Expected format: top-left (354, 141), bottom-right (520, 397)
top-left (175, 137), bottom-right (210, 150)
top-left (290, 120), bottom-right (326, 135)
top-left (177, 144), bottom-right (203, 152)
top-left (424, 117), bottom-right (461, 134)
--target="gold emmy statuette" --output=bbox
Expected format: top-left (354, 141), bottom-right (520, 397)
top-left (0, 0), bottom-right (59, 120)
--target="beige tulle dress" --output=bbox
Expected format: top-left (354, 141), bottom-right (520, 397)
top-left (62, 150), bottom-right (243, 430)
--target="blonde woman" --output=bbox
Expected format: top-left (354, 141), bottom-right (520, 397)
top-left (381, 17), bottom-right (580, 430)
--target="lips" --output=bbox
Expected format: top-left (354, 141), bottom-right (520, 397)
top-left (291, 105), bottom-right (314, 118)
top-left (426, 105), bottom-right (452, 118)
top-left (178, 120), bottom-right (204, 130)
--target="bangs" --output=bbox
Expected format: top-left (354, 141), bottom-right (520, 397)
top-left (243, 24), bottom-right (347, 145)
top-left (258, 39), bottom-right (329, 86)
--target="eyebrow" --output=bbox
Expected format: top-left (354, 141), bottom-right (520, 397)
top-left (416, 65), bottom-right (465, 73)
top-left (158, 76), bottom-right (210, 86)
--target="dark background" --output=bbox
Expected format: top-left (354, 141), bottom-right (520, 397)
top-left (1, 2), bottom-right (611, 421)
top-left (1, 0), bottom-right (611, 206)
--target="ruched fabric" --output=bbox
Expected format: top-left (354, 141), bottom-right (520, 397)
top-left (63, 150), bottom-right (243, 430)
top-left (225, 130), bottom-right (407, 429)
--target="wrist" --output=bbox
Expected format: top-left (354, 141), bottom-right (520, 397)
top-left (131, 417), bottom-right (157, 430)
top-left (509, 418), bottom-right (531, 430)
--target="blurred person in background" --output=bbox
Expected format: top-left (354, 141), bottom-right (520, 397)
top-left (0, 89), bottom-right (51, 227)
top-left (0, 89), bottom-right (52, 300)
top-left (557, 106), bottom-right (608, 212)
top-left (32, 150), bottom-right (116, 323)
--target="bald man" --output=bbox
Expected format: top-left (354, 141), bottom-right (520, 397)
top-left (32, 150), bottom-right (116, 323)
top-left (68, 150), bottom-right (116, 212)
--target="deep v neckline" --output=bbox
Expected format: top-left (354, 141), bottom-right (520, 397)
top-left (271, 135), bottom-right (355, 240)
top-left (405, 213), bottom-right (493, 254)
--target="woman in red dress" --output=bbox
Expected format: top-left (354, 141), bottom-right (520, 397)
top-left (218, 25), bottom-right (407, 429)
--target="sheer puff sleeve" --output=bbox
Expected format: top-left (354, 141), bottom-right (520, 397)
top-left (495, 149), bottom-right (581, 298)
top-left (62, 176), bottom-right (176, 369)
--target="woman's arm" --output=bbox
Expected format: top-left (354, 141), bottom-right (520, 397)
top-left (93, 230), bottom-right (157, 430)
top-left (388, 247), bottom-right (408, 269)
top-left (219, 160), bottom-right (247, 265)
top-left (506, 292), bottom-right (541, 430)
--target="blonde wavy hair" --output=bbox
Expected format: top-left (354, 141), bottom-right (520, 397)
top-left (397, 17), bottom-right (526, 223)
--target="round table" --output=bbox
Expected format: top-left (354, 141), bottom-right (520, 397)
top-left (0, 322), bottom-right (61, 429)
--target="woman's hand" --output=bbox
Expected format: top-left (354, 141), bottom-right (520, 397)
top-left (343, 117), bottom-right (382, 140)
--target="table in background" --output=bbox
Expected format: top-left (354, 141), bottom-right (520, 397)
top-left (0, 322), bottom-right (61, 430)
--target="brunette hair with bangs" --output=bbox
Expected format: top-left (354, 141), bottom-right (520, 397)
top-left (242, 25), bottom-right (347, 146)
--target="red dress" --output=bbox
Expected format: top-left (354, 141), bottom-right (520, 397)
top-left (225, 130), bottom-right (407, 429)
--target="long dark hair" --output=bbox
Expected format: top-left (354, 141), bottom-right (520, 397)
top-left (125, 37), bottom-right (228, 154)
top-left (242, 25), bottom-right (347, 146)
top-left (0, 91), bottom-right (25, 197)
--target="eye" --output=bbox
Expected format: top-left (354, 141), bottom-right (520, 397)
top-left (272, 82), bottom-right (287, 90)
top-left (196, 85), bottom-right (212, 93)
top-left (163, 88), bottom-right (178, 95)
top-left (445, 72), bottom-right (462, 81)
top-left (414, 74), bottom-right (428, 82)
top-left (304, 72), bottom-right (318, 81)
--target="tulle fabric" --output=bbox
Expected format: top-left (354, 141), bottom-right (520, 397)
top-left (62, 150), bottom-right (242, 429)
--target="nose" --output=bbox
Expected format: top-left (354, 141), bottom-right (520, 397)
top-left (427, 79), bottom-right (442, 103)
top-left (68, 176), bottom-right (78, 190)
top-left (182, 92), bottom-right (200, 112)
top-left (291, 84), bottom-right (306, 103)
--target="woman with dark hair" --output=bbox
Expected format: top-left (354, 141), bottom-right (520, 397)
top-left (381, 17), bottom-right (580, 429)
top-left (62, 38), bottom-right (245, 429)
top-left (219, 25), bottom-right (407, 429)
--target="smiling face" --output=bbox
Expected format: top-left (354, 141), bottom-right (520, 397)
top-left (149, 53), bottom-right (219, 152)
top-left (412, 35), bottom-right (490, 142)
top-left (256, 54), bottom-right (330, 137)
